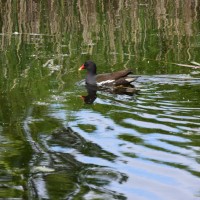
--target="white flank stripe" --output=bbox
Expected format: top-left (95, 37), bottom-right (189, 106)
top-left (97, 80), bottom-right (114, 86)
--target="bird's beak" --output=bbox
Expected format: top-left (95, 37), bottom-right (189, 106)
top-left (79, 64), bottom-right (85, 71)
top-left (80, 95), bottom-right (86, 100)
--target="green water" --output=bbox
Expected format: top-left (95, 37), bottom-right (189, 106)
top-left (0, 1), bottom-right (200, 199)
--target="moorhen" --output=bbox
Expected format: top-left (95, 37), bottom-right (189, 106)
top-left (79, 60), bottom-right (138, 87)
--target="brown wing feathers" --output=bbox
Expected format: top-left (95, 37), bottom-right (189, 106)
top-left (96, 69), bottom-right (132, 82)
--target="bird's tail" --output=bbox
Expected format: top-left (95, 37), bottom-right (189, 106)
top-left (125, 75), bottom-right (140, 83)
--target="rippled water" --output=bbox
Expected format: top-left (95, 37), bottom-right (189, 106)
top-left (21, 74), bottom-right (200, 199)
top-left (1, 1), bottom-right (200, 199)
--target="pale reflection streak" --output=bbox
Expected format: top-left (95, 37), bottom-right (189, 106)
top-left (0, 0), bottom-right (199, 66)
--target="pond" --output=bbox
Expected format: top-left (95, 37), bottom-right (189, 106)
top-left (0, 1), bottom-right (200, 199)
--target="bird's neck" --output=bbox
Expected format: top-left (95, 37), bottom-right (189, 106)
top-left (86, 73), bottom-right (96, 85)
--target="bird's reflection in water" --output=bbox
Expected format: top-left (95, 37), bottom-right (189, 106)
top-left (81, 84), bottom-right (139, 104)
top-left (81, 85), bottom-right (97, 104)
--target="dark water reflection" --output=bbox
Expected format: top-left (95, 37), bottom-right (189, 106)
top-left (0, 1), bottom-right (200, 199)
top-left (20, 75), bottom-right (200, 199)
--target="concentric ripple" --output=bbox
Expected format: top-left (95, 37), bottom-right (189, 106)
top-left (25, 75), bottom-right (200, 199)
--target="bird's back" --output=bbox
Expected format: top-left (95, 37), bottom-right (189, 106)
top-left (96, 69), bottom-right (132, 82)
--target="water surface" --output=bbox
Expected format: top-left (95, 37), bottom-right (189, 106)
top-left (0, 1), bottom-right (200, 199)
